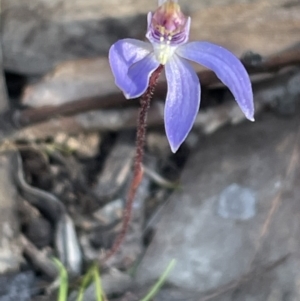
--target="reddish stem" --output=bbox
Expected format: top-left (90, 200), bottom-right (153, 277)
top-left (103, 65), bottom-right (163, 263)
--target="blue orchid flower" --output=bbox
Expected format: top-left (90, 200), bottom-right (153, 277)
top-left (109, 0), bottom-right (254, 153)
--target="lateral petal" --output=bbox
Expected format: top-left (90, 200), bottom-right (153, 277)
top-left (127, 53), bottom-right (160, 98)
top-left (108, 39), bottom-right (152, 99)
top-left (177, 41), bottom-right (254, 120)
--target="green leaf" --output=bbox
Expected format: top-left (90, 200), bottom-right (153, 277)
top-left (53, 258), bottom-right (68, 301)
top-left (92, 264), bottom-right (104, 301)
top-left (76, 267), bottom-right (94, 301)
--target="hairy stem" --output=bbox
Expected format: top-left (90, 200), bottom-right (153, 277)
top-left (103, 65), bottom-right (163, 263)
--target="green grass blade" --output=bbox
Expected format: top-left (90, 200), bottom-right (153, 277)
top-left (76, 267), bottom-right (94, 301)
top-left (92, 264), bottom-right (103, 301)
top-left (140, 259), bottom-right (176, 301)
top-left (53, 258), bottom-right (68, 301)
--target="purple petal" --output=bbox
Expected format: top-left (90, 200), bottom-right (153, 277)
top-left (165, 55), bottom-right (200, 153)
top-left (108, 39), bottom-right (154, 99)
top-left (126, 53), bottom-right (160, 98)
top-left (177, 41), bottom-right (254, 121)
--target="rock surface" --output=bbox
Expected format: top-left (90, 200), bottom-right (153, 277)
top-left (0, 152), bottom-right (22, 273)
top-left (0, 41), bottom-right (8, 111)
top-left (135, 105), bottom-right (300, 300)
top-left (0, 271), bottom-right (35, 301)
top-left (0, 48), bottom-right (22, 274)
top-left (21, 58), bottom-right (116, 107)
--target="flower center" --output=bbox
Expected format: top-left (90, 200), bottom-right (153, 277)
top-left (146, 0), bottom-right (190, 65)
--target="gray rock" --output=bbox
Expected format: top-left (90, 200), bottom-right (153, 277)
top-left (135, 106), bottom-right (300, 299)
top-left (0, 39), bottom-right (9, 112)
top-left (21, 58), bottom-right (117, 107)
top-left (93, 132), bottom-right (135, 202)
top-left (0, 152), bottom-right (22, 273)
top-left (0, 55), bottom-right (21, 274)
top-left (2, 0), bottom-right (147, 74)
top-left (0, 271), bottom-right (35, 301)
